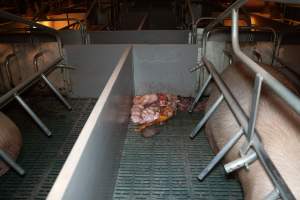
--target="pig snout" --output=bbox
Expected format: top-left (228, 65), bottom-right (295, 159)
top-left (205, 62), bottom-right (300, 199)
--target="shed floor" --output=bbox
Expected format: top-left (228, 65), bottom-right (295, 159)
top-left (0, 97), bottom-right (96, 199)
top-left (113, 112), bottom-right (243, 200)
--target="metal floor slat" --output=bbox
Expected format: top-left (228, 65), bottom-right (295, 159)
top-left (113, 112), bottom-right (243, 200)
top-left (0, 97), bottom-right (97, 200)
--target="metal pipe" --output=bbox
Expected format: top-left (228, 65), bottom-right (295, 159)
top-left (186, 0), bottom-right (195, 25)
top-left (202, 57), bottom-right (295, 200)
top-left (38, 18), bottom-right (88, 44)
top-left (137, 13), bottom-right (148, 31)
top-left (0, 149), bottom-right (25, 176)
top-left (190, 94), bottom-right (224, 139)
top-left (248, 74), bottom-right (263, 141)
top-left (195, 17), bottom-right (216, 27)
top-left (4, 53), bottom-right (17, 88)
top-left (33, 52), bottom-right (44, 72)
top-left (14, 94), bottom-right (52, 136)
top-left (188, 74), bottom-right (212, 113)
top-left (203, 0), bottom-right (247, 35)
top-left (265, 189), bottom-right (280, 200)
top-left (41, 74), bottom-right (72, 110)
top-left (0, 10), bottom-right (55, 32)
top-left (224, 150), bottom-right (257, 173)
top-left (198, 128), bottom-right (244, 181)
top-left (0, 57), bottom-right (63, 109)
top-left (202, 25), bottom-right (277, 59)
top-left (231, 9), bottom-right (300, 114)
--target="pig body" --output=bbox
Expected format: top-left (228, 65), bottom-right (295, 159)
top-left (0, 112), bottom-right (22, 175)
top-left (205, 62), bottom-right (300, 199)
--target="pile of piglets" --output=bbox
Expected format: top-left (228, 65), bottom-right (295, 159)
top-left (131, 93), bottom-right (178, 132)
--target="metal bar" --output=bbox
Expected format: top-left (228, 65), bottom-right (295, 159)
top-left (33, 52), bottom-right (44, 72)
top-left (0, 10), bottom-right (55, 32)
top-left (198, 128), bottom-right (243, 181)
top-left (41, 74), bottom-right (72, 110)
top-left (190, 94), bottom-right (224, 139)
top-left (0, 57), bottom-right (63, 109)
top-left (203, 0), bottom-right (247, 34)
top-left (202, 25), bottom-right (277, 59)
top-left (195, 17), bottom-right (216, 26)
top-left (4, 53), bottom-right (17, 88)
top-left (186, 0), bottom-right (195, 24)
top-left (265, 189), bottom-right (280, 200)
top-left (188, 74), bottom-right (212, 113)
top-left (232, 9), bottom-right (300, 114)
top-left (248, 74), bottom-right (263, 141)
top-left (224, 150), bottom-right (257, 173)
top-left (202, 57), bottom-right (295, 200)
top-left (137, 13), bottom-right (148, 31)
top-left (14, 94), bottom-right (52, 136)
top-left (0, 149), bottom-right (25, 176)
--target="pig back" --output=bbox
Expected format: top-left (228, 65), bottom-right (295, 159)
top-left (205, 62), bottom-right (300, 199)
top-left (0, 112), bottom-right (22, 175)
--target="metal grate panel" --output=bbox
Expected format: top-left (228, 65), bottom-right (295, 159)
top-left (0, 97), bottom-right (96, 199)
top-left (113, 112), bottom-right (243, 200)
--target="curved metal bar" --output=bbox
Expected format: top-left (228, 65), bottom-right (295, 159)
top-left (195, 17), bottom-right (216, 26)
top-left (4, 53), bottom-right (18, 88)
top-left (232, 9), bottom-right (300, 114)
top-left (0, 57), bottom-right (63, 109)
top-left (37, 18), bottom-right (88, 44)
top-left (202, 25), bottom-right (277, 61)
top-left (33, 51), bottom-right (45, 72)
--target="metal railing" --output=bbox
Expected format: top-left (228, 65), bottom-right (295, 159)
top-left (37, 18), bottom-right (89, 44)
top-left (188, 0), bottom-right (300, 199)
top-left (0, 11), bottom-right (73, 176)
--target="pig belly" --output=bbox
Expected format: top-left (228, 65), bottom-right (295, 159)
top-left (0, 112), bottom-right (22, 175)
top-left (205, 62), bottom-right (300, 199)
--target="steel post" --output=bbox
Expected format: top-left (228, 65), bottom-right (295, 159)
top-left (14, 94), bottom-right (52, 136)
top-left (41, 74), bottom-right (72, 110)
top-left (190, 94), bottom-right (224, 139)
top-left (198, 128), bottom-right (243, 181)
top-left (188, 74), bottom-right (212, 113)
top-left (0, 149), bottom-right (25, 176)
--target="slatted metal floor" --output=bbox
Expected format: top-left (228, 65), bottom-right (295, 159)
top-left (113, 112), bottom-right (243, 200)
top-left (0, 97), bottom-right (96, 199)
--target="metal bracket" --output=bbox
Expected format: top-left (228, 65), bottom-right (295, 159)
top-left (224, 149), bottom-right (257, 173)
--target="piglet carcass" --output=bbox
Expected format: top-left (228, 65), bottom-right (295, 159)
top-left (0, 112), bottom-right (22, 175)
top-left (205, 62), bottom-right (300, 199)
top-left (130, 93), bottom-right (178, 132)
